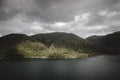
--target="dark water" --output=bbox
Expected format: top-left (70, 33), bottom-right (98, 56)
top-left (0, 55), bottom-right (120, 80)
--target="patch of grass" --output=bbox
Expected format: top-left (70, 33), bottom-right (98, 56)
top-left (17, 41), bottom-right (89, 59)
top-left (17, 41), bottom-right (46, 58)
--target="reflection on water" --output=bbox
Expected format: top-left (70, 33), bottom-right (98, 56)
top-left (0, 55), bottom-right (120, 80)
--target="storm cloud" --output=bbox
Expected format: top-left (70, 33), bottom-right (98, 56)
top-left (0, 0), bottom-right (120, 38)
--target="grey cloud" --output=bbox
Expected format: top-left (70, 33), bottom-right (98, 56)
top-left (0, 0), bottom-right (120, 22)
top-left (0, 0), bottom-right (120, 38)
top-left (86, 10), bottom-right (120, 26)
top-left (1, 0), bottom-right (119, 22)
top-left (86, 12), bottom-right (104, 26)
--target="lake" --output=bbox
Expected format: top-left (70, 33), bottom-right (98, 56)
top-left (0, 55), bottom-right (120, 80)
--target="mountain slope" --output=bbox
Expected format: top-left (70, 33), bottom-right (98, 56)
top-left (30, 32), bottom-right (88, 52)
top-left (0, 34), bottom-right (29, 59)
top-left (0, 31), bottom-right (120, 59)
top-left (86, 31), bottom-right (120, 54)
top-left (0, 32), bottom-right (89, 59)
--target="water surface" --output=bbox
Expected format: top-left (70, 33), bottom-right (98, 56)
top-left (0, 55), bottom-right (120, 80)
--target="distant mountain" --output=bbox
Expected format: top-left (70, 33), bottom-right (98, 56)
top-left (0, 31), bottom-right (120, 59)
top-left (86, 31), bottom-right (120, 54)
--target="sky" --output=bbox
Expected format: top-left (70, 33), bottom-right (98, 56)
top-left (0, 0), bottom-right (120, 38)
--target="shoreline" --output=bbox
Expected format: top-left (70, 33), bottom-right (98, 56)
top-left (1, 54), bottom-right (120, 61)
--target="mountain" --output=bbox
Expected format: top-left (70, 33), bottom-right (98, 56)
top-left (86, 31), bottom-right (120, 54)
top-left (30, 32), bottom-right (88, 52)
top-left (0, 32), bottom-right (89, 59)
top-left (0, 34), bottom-right (29, 44)
top-left (0, 34), bottom-right (29, 59)
top-left (0, 31), bottom-right (120, 59)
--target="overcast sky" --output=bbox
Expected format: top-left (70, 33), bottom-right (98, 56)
top-left (0, 0), bottom-right (120, 38)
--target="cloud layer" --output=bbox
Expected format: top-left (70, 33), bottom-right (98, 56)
top-left (0, 0), bottom-right (120, 38)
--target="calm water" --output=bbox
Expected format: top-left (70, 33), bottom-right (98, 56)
top-left (0, 55), bottom-right (120, 80)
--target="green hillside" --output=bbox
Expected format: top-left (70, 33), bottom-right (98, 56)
top-left (0, 31), bottom-right (120, 60)
top-left (0, 33), bottom-right (90, 59)
top-left (17, 41), bottom-right (89, 59)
